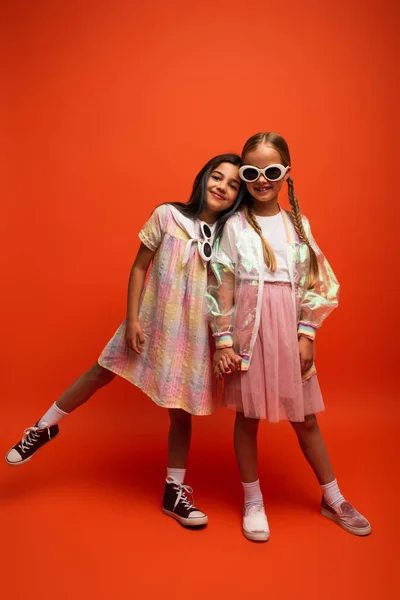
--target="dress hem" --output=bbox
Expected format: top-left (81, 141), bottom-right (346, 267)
top-left (229, 403), bottom-right (326, 422)
top-left (98, 358), bottom-right (216, 416)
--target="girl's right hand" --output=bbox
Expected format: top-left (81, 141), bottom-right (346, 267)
top-left (125, 321), bottom-right (145, 355)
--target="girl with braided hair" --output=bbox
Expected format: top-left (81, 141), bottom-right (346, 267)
top-left (207, 132), bottom-right (370, 542)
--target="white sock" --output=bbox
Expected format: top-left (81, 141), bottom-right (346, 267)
top-left (321, 479), bottom-right (345, 508)
top-left (243, 479), bottom-right (264, 507)
top-left (167, 467), bottom-right (186, 484)
top-left (38, 402), bottom-right (69, 428)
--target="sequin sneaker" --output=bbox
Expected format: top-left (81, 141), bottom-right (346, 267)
top-left (5, 422), bottom-right (59, 466)
top-left (321, 497), bottom-right (371, 536)
top-left (243, 504), bottom-right (270, 542)
top-left (162, 477), bottom-right (208, 527)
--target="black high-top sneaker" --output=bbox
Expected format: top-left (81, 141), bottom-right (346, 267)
top-left (5, 422), bottom-right (59, 466)
top-left (162, 477), bottom-right (208, 527)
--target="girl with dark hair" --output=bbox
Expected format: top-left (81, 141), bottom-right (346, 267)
top-left (208, 133), bottom-right (370, 541)
top-left (6, 153), bottom-right (244, 526)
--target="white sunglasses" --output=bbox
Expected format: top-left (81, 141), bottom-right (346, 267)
top-left (239, 164), bottom-right (290, 183)
top-left (198, 222), bottom-right (213, 262)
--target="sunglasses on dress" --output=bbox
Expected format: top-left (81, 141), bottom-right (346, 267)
top-left (239, 164), bottom-right (289, 183)
top-left (198, 222), bottom-right (213, 262)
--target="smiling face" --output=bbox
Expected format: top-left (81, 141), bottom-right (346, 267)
top-left (242, 144), bottom-right (290, 206)
top-left (204, 161), bottom-right (241, 215)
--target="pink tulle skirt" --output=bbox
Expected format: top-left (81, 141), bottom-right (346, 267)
top-left (224, 282), bottom-right (325, 422)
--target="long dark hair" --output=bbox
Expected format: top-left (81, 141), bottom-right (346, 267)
top-left (169, 153), bottom-right (245, 239)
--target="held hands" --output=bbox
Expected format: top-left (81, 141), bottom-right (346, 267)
top-left (213, 348), bottom-right (242, 378)
top-left (298, 336), bottom-right (314, 375)
top-left (125, 320), bottom-right (145, 355)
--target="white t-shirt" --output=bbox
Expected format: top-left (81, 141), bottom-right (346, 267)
top-left (256, 213), bottom-right (290, 282)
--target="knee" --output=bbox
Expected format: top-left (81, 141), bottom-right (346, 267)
top-left (88, 363), bottom-right (115, 386)
top-left (169, 408), bottom-right (192, 426)
top-left (291, 413), bottom-right (318, 434)
top-left (235, 411), bottom-right (260, 433)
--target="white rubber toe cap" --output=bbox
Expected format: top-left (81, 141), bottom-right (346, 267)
top-left (6, 449), bottom-right (23, 464)
top-left (188, 510), bottom-right (206, 519)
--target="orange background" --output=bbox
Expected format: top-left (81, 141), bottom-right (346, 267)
top-left (1, 1), bottom-right (398, 599)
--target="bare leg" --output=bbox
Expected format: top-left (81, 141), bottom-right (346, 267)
top-left (234, 412), bottom-right (269, 541)
top-left (6, 363), bottom-right (116, 465)
top-left (234, 411), bottom-right (260, 483)
top-left (290, 414), bottom-right (335, 485)
top-left (55, 363), bottom-right (116, 413)
top-left (167, 408), bottom-right (192, 468)
top-left (162, 409), bottom-right (208, 526)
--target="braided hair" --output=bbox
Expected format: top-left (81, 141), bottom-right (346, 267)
top-left (243, 205), bottom-right (276, 272)
top-left (242, 132), bottom-right (319, 287)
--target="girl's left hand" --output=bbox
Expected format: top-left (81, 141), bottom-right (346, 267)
top-left (298, 336), bottom-right (314, 375)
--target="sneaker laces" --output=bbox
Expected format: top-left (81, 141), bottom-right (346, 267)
top-left (166, 476), bottom-right (195, 511)
top-left (18, 422), bottom-right (49, 454)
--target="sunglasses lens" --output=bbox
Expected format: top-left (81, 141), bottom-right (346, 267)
top-left (241, 167), bottom-right (259, 182)
top-left (203, 224), bottom-right (212, 238)
top-left (203, 242), bottom-right (212, 259)
top-left (265, 166), bottom-right (283, 180)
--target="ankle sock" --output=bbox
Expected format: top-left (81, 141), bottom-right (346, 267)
top-left (321, 479), bottom-right (345, 508)
top-left (38, 402), bottom-right (69, 428)
top-left (167, 467), bottom-right (186, 484)
top-left (243, 479), bottom-right (264, 508)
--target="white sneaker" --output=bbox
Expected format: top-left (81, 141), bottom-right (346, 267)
top-left (243, 504), bottom-right (270, 542)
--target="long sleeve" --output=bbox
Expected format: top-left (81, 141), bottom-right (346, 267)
top-left (206, 220), bottom-right (238, 349)
top-left (297, 218), bottom-right (340, 340)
